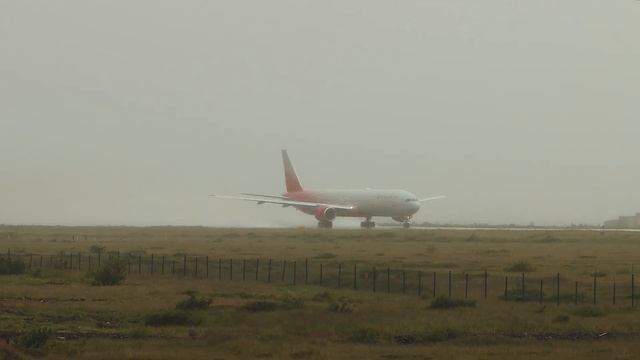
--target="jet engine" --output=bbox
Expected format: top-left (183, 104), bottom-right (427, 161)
top-left (315, 207), bottom-right (337, 221)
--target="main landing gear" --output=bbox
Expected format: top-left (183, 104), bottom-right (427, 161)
top-left (360, 217), bottom-right (376, 229)
top-left (403, 222), bottom-right (411, 229)
top-left (318, 220), bottom-right (333, 229)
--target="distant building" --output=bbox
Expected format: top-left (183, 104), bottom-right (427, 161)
top-left (604, 213), bottom-right (640, 229)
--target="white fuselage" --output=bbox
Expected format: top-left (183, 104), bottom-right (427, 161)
top-left (287, 189), bottom-right (420, 219)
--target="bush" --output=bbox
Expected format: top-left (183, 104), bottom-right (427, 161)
top-left (500, 288), bottom-right (545, 302)
top-left (328, 301), bottom-right (355, 313)
top-left (92, 259), bottom-right (127, 286)
top-left (394, 328), bottom-right (463, 344)
top-left (553, 314), bottom-right (571, 323)
top-left (573, 306), bottom-right (607, 318)
top-left (504, 261), bottom-right (535, 273)
top-left (176, 291), bottom-right (211, 311)
top-left (429, 295), bottom-right (476, 309)
top-left (0, 257), bottom-right (26, 275)
top-left (349, 327), bottom-right (380, 344)
top-left (243, 301), bottom-right (278, 312)
top-left (17, 327), bottom-right (52, 349)
top-left (89, 245), bottom-right (105, 254)
top-left (144, 310), bottom-right (203, 326)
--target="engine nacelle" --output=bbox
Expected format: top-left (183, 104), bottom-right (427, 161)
top-left (315, 207), bottom-right (337, 221)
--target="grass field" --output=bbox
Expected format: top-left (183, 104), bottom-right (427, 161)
top-left (1, 226), bottom-right (640, 359)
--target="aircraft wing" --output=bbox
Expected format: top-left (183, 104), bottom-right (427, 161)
top-left (210, 194), bottom-right (354, 210)
top-left (240, 193), bottom-right (289, 200)
top-left (419, 195), bottom-right (447, 202)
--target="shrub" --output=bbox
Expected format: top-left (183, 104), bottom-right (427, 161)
top-left (0, 257), bottom-right (26, 275)
top-left (17, 327), bottom-right (52, 349)
top-left (429, 295), bottom-right (476, 309)
top-left (280, 297), bottom-right (305, 310)
top-left (243, 301), bottom-right (278, 312)
top-left (89, 245), bottom-right (105, 254)
top-left (176, 291), bottom-right (211, 311)
top-left (504, 261), bottom-right (535, 273)
top-left (92, 259), bottom-right (127, 286)
top-left (328, 301), bottom-right (354, 313)
top-left (573, 306), bottom-right (607, 318)
top-left (553, 314), bottom-right (571, 323)
top-left (394, 328), bottom-right (463, 344)
top-left (349, 327), bottom-right (379, 344)
top-left (144, 310), bottom-right (203, 326)
top-left (500, 288), bottom-right (545, 302)
top-left (421, 328), bottom-right (463, 342)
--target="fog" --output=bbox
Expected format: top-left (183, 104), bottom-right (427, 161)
top-left (1, 1), bottom-right (639, 227)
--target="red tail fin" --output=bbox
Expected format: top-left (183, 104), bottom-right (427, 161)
top-left (282, 150), bottom-right (303, 193)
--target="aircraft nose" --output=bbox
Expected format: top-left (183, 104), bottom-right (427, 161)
top-left (410, 202), bottom-right (420, 213)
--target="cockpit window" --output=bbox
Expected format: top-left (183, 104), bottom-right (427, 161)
top-left (405, 198), bottom-right (418, 202)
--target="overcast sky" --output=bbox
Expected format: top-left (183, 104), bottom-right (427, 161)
top-left (1, 1), bottom-right (639, 227)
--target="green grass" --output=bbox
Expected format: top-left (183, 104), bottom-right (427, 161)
top-left (1, 226), bottom-right (640, 359)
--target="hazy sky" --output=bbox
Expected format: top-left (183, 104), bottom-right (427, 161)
top-left (1, 1), bottom-right (639, 227)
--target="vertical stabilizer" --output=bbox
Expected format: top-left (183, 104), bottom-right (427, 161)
top-left (282, 150), bottom-right (303, 193)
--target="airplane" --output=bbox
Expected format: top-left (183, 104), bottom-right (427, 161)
top-left (211, 150), bottom-right (445, 229)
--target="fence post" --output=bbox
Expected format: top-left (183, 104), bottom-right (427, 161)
top-left (195, 256), bottom-right (198, 278)
top-left (77, 253), bottom-right (80, 271)
top-left (372, 267), bottom-right (376, 293)
top-left (387, 267), bottom-right (391, 294)
top-left (448, 270), bottom-right (452, 297)
top-left (402, 270), bottom-right (406, 294)
top-left (556, 273), bottom-right (560, 306)
top-left (504, 276), bottom-right (508, 301)
top-left (162, 256), bottom-right (165, 275)
top-left (138, 255), bottom-right (142, 275)
top-left (243, 259), bottom-right (246, 281)
top-left (281, 260), bottom-right (286, 282)
top-left (183, 255), bottom-right (187, 277)
top-left (230, 259), bottom-right (233, 281)
top-left (69, 253), bottom-right (73, 270)
top-left (98, 252), bottom-right (101, 268)
top-left (255, 258), bottom-right (260, 281)
top-left (353, 264), bottom-right (357, 290)
top-left (593, 274), bottom-right (597, 305)
top-left (151, 254), bottom-right (154, 275)
top-left (632, 273), bottom-right (635, 308)
top-left (89, 255), bottom-right (92, 271)
top-left (172, 259), bottom-right (175, 275)
top-left (293, 261), bottom-right (296, 285)
top-left (575, 281), bottom-right (578, 305)
top-left (267, 259), bottom-right (272, 283)
top-left (127, 256), bottom-right (131, 274)
top-left (522, 273), bottom-right (525, 301)
top-left (613, 277), bottom-right (616, 305)
top-left (206, 256), bottom-right (209, 278)
top-left (465, 273), bottom-right (469, 299)
top-left (218, 258), bottom-right (222, 281)
top-left (540, 279), bottom-right (543, 304)
top-left (418, 271), bottom-right (422, 297)
top-left (338, 264), bottom-right (342, 288)
top-left (484, 270), bottom-right (488, 300)
top-left (40, 255), bottom-right (43, 269)
top-left (433, 272), bottom-right (436, 297)
top-left (320, 263), bottom-right (323, 286)
top-left (304, 259), bottom-right (308, 285)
